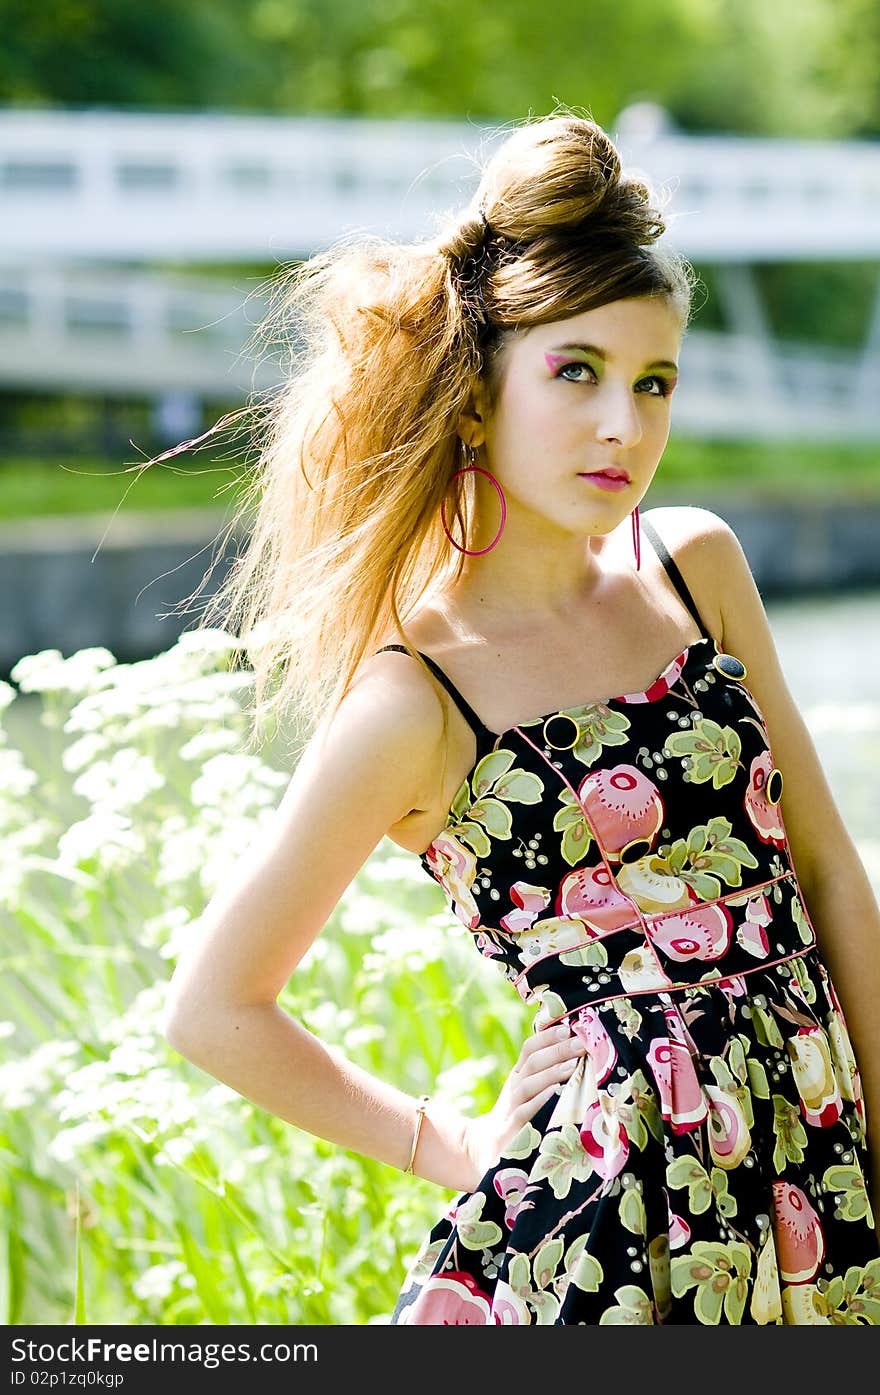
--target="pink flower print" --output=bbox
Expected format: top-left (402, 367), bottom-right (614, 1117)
top-left (650, 902), bottom-right (733, 964)
top-left (500, 880), bottom-right (551, 935)
top-left (579, 1096), bottom-right (630, 1181)
top-left (705, 1085), bottom-right (752, 1169)
top-left (493, 1168), bottom-right (533, 1229)
top-left (577, 764), bottom-right (664, 858)
top-left (646, 1036), bottom-right (708, 1135)
top-left (718, 974), bottom-right (748, 1000)
top-left (771, 1182), bottom-right (825, 1284)
top-left (571, 1006), bottom-right (617, 1086)
top-left (490, 1281), bottom-right (532, 1324)
top-left (668, 1210), bottom-right (691, 1251)
top-left (399, 1270), bottom-right (497, 1325)
top-left (786, 1026), bottom-right (844, 1128)
top-left (425, 832), bottom-right (481, 930)
top-left (735, 892), bottom-right (772, 958)
top-left (663, 1187), bottom-right (693, 1250)
top-left (474, 931), bottom-right (502, 959)
top-left (555, 863), bottom-right (639, 934)
top-left (744, 753), bottom-right (786, 848)
top-left (616, 857), bottom-right (694, 915)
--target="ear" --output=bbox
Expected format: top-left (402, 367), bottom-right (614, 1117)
top-left (456, 377), bottom-right (491, 449)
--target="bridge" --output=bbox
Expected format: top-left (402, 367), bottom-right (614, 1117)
top-left (2, 105), bottom-right (879, 438)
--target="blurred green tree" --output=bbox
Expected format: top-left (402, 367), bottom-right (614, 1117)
top-left (1, 0), bottom-right (877, 137)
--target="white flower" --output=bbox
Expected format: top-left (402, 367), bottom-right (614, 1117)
top-left (189, 753), bottom-right (287, 811)
top-left (10, 647), bottom-right (116, 695)
top-left (0, 748), bottom-right (39, 802)
top-left (132, 1261), bottom-right (188, 1302)
top-left (62, 733), bottom-right (109, 773)
top-left (71, 748), bottom-right (165, 811)
top-left (179, 728), bottom-right (244, 762)
top-left (56, 809), bottom-right (146, 873)
top-left (0, 1040), bottom-right (81, 1109)
top-left (0, 680), bottom-right (16, 712)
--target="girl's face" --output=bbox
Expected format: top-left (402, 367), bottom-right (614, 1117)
top-left (475, 295), bottom-right (682, 536)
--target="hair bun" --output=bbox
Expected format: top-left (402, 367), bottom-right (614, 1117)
top-left (478, 114), bottom-right (663, 248)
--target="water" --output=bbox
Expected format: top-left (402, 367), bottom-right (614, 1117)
top-left (767, 589), bottom-right (880, 891)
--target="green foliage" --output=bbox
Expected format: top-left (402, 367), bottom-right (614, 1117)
top-left (0, 634), bottom-right (533, 1323)
top-left (2, 0), bottom-right (879, 137)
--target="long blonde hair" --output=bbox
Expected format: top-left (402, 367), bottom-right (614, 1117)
top-left (177, 109), bottom-right (698, 759)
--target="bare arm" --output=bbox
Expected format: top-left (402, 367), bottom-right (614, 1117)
top-left (162, 654), bottom-right (586, 1192)
top-left (162, 654), bottom-right (477, 1188)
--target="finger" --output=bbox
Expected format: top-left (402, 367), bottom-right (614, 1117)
top-left (527, 1033), bottom-right (587, 1074)
top-left (509, 1080), bottom-right (567, 1127)
top-left (521, 1024), bottom-right (570, 1059)
top-left (511, 1053), bottom-right (583, 1107)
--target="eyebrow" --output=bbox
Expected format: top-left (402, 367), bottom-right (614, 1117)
top-left (549, 342), bottom-right (679, 373)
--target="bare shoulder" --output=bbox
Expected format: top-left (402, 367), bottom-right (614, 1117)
top-left (323, 644), bottom-right (448, 813)
top-left (643, 504), bottom-right (738, 641)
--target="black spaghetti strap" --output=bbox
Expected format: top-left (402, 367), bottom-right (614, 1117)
top-left (374, 644), bottom-right (492, 742)
top-left (640, 516), bottom-right (710, 639)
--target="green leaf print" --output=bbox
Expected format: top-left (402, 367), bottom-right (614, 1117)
top-left (468, 797), bottom-right (512, 839)
top-left (454, 1192), bottom-right (504, 1251)
top-left (772, 1094), bottom-right (808, 1172)
top-left (664, 716), bottom-right (742, 789)
top-left (531, 1123), bottom-right (594, 1199)
top-left (746, 1056), bottom-right (771, 1100)
top-left (553, 788), bottom-right (593, 867)
top-left (620, 1185), bottom-right (647, 1236)
top-left (751, 1002), bottom-right (785, 1050)
top-left (472, 749), bottom-right (516, 796)
top-left (454, 819), bottom-right (491, 858)
top-left (710, 1168), bottom-right (738, 1218)
top-left (789, 955), bottom-right (817, 1004)
top-left (666, 1155), bottom-right (713, 1215)
top-left (670, 1241), bottom-right (752, 1326)
top-left (521, 705), bottom-right (632, 771)
top-left (665, 1155), bottom-right (736, 1218)
top-left (568, 1237), bottom-right (604, 1294)
top-left (450, 749), bottom-right (543, 850)
top-left (790, 893), bottom-right (814, 946)
top-left (534, 1238), bottom-right (565, 1290)
top-left (408, 1238), bottom-right (447, 1283)
top-left (810, 1258), bottom-right (880, 1324)
top-left (496, 770), bottom-right (544, 803)
top-left (508, 1252), bottom-right (531, 1296)
top-left (503, 1120), bottom-right (542, 1161)
top-left (823, 1164), bottom-right (873, 1223)
top-left (561, 940), bottom-right (608, 969)
top-left (598, 1285), bottom-right (655, 1324)
top-left (663, 816), bottom-right (758, 899)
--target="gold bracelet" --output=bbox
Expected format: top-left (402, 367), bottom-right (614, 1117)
top-left (403, 1094), bottom-right (430, 1175)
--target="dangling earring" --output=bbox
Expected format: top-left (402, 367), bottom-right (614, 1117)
top-left (631, 503), bottom-right (641, 571)
top-left (441, 443), bottom-right (507, 556)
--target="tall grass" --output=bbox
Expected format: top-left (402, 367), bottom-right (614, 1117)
top-left (0, 634), bottom-right (531, 1325)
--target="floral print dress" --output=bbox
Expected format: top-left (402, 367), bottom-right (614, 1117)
top-left (378, 516), bottom-right (877, 1325)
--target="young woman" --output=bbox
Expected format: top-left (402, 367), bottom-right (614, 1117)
top-left (163, 113), bottom-right (879, 1324)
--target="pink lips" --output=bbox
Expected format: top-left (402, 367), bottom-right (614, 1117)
top-left (578, 471), bottom-right (630, 493)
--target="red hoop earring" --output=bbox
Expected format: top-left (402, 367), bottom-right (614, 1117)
top-left (441, 451), bottom-right (507, 556)
top-left (631, 503), bottom-right (641, 571)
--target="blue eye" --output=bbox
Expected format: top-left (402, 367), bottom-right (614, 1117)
top-left (556, 362), bottom-right (593, 382)
top-left (556, 363), bottom-right (674, 397)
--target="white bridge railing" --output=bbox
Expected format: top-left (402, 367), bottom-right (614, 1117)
top-left (1, 107), bottom-right (879, 437)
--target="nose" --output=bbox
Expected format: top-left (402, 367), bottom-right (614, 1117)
top-left (595, 382), bottom-right (643, 449)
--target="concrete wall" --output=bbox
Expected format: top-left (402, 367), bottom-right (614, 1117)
top-left (1, 494), bottom-right (878, 678)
